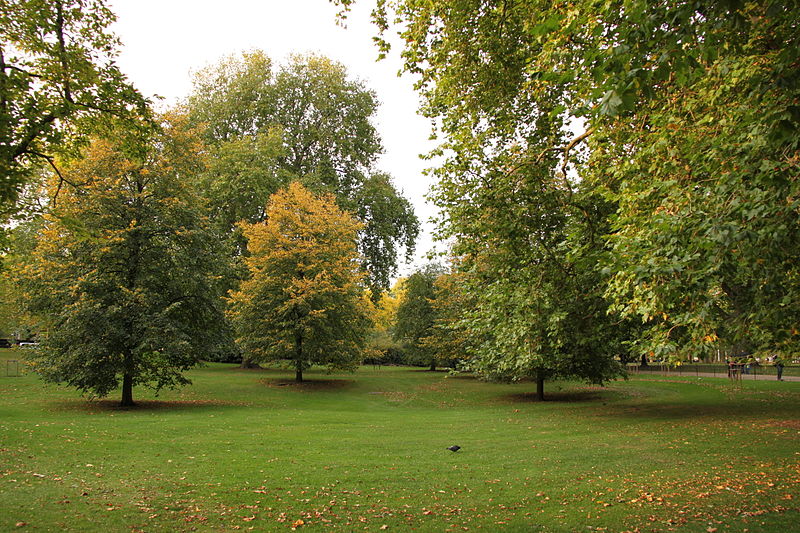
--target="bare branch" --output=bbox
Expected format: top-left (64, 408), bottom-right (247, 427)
top-left (25, 150), bottom-right (78, 207)
top-left (4, 63), bottom-right (48, 79)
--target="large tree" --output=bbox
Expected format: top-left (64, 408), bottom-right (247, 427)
top-left (13, 115), bottom-right (229, 407)
top-left (0, 0), bottom-right (150, 210)
top-left (228, 182), bottom-right (370, 382)
top-left (334, 0), bottom-right (800, 364)
top-left (187, 51), bottom-right (419, 295)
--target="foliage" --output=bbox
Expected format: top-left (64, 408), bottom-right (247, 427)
top-left (372, 277), bottom-right (405, 333)
top-left (418, 269), bottom-right (475, 369)
top-left (442, 154), bottom-right (626, 397)
top-left (228, 182), bottom-right (371, 381)
top-left (11, 114), bottom-right (230, 406)
top-left (332, 0), bottom-right (800, 367)
top-left (0, 0), bottom-right (150, 210)
top-left (394, 263), bottom-right (445, 369)
top-left (364, 277), bottom-right (406, 364)
top-left (186, 51), bottom-right (418, 295)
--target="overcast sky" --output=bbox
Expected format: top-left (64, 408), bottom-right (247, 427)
top-left (108, 0), bottom-right (439, 275)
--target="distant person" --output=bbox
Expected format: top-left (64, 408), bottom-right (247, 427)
top-left (775, 357), bottom-right (785, 381)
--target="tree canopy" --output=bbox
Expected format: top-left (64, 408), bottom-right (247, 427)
top-left (394, 263), bottom-right (444, 370)
top-left (186, 51), bottom-right (419, 295)
top-left (334, 0), bottom-right (800, 372)
top-left (13, 115), bottom-right (229, 406)
top-left (228, 182), bottom-right (371, 382)
top-left (0, 0), bottom-right (150, 211)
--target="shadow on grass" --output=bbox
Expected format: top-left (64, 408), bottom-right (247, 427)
top-left (259, 377), bottom-right (356, 391)
top-left (50, 398), bottom-right (244, 413)
top-left (501, 389), bottom-right (607, 403)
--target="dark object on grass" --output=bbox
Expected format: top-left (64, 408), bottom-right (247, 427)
top-left (447, 445), bottom-right (461, 452)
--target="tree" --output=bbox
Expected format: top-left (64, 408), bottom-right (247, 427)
top-left (334, 0), bottom-right (800, 365)
top-left (435, 153), bottom-right (626, 399)
top-left (228, 182), bottom-right (370, 382)
top-left (187, 51), bottom-right (419, 295)
top-left (365, 277), bottom-right (406, 364)
top-left (0, 0), bottom-right (150, 210)
top-left (419, 269), bottom-right (475, 370)
top-left (394, 263), bottom-right (444, 370)
top-left (13, 114), bottom-right (230, 407)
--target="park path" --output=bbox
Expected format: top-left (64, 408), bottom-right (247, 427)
top-left (633, 369), bottom-right (800, 382)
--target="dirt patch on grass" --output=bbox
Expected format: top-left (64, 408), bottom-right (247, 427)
top-left (366, 390), bottom-right (410, 402)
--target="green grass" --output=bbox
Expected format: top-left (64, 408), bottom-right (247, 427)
top-left (1, 348), bottom-right (799, 532)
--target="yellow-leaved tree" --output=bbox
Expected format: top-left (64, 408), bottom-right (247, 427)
top-left (229, 182), bottom-right (371, 381)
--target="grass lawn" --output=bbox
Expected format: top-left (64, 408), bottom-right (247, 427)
top-left (1, 348), bottom-right (798, 532)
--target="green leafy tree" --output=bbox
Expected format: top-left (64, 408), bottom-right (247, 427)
top-left (394, 263), bottom-right (444, 370)
top-left (228, 182), bottom-right (370, 382)
top-left (419, 269), bottom-right (475, 369)
top-left (334, 0), bottom-right (800, 365)
top-left (187, 51), bottom-right (418, 295)
top-left (0, 0), bottom-right (150, 209)
top-left (13, 114), bottom-right (230, 406)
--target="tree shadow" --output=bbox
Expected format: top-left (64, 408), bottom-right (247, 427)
top-left (501, 389), bottom-right (608, 403)
top-left (258, 378), bottom-right (355, 391)
top-left (50, 398), bottom-right (244, 413)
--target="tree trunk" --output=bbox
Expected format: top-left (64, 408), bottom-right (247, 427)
top-left (535, 374), bottom-right (545, 401)
top-left (120, 372), bottom-right (135, 407)
top-left (295, 333), bottom-right (303, 382)
top-left (429, 359), bottom-right (436, 371)
top-left (240, 357), bottom-right (261, 369)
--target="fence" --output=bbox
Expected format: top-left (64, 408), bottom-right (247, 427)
top-left (626, 363), bottom-right (796, 379)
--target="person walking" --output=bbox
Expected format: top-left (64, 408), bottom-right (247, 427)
top-left (775, 357), bottom-right (785, 381)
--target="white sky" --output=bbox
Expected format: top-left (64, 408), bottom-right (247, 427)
top-left (108, 0), bottom-right (439, 275)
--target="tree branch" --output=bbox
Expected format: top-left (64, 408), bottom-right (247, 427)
top-left (26, 150), bottom-right (78, 207)
top-left (559, 128), bottom-right (594, 179)
top-left (507, 128), bottom-right (595, 197)
top-left (55, 1), bottom-right (72, 103)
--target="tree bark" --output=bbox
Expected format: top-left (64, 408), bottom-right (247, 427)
top-left (295, 333), bottom-right (303, 382)
top-left (536, 374), bottom-right (545, 401)
top-left (120, 372), bottom-right (135, 407)
top-left (429, 360), bottom-right (436, 371)
top-left (240, 357), bottom-right (261, 369)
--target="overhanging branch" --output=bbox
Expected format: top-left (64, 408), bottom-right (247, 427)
top-left (26, 150), bottom-right (78, 207)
